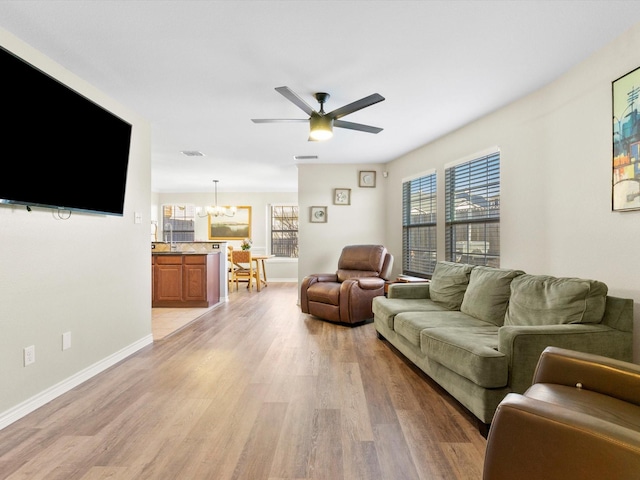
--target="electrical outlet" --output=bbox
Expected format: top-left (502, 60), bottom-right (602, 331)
top-left (62, 331), bottom-right (71, 351)
top-left (24, 345), bottom-right (35, 366)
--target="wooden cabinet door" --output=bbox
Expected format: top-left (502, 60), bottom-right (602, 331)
top-left (183, 263), bottom-right (207, 301)
top-left (154, 256), bottom-right (183, 302)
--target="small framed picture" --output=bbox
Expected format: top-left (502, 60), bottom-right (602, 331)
top-left (334, 188), bottom-right (351, 205)
top-left (359, 170), bottom-right (376, 188)
top-left (310, 206), bottom-right (327, 223)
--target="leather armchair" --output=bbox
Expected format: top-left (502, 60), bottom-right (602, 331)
top-left (483, 346), bottom-right (640, 480)
top-left (301, 245), bottom-right (393, 325)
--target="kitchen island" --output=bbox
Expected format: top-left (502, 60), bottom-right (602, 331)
top-left (152, 251), bottom-right (221, 307)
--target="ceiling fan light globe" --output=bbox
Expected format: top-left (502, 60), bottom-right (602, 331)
top-left (309, 115), bottom-right (334, 141)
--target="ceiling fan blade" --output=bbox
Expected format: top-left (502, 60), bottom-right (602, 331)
top-left (334, 119), bottom-right (383, 134)
top-left (251, 118), bottom-right (309, 123)
top-left (327, 93), bottom-right (385, 119)
top-left (275, 86), bottom-right (317, 116)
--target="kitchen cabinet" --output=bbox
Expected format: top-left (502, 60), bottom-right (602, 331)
top-left (152, 253), bottom-right (220, 307)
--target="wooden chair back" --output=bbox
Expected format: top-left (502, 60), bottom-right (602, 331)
top-left (230, 250), bottom-right (256, 290)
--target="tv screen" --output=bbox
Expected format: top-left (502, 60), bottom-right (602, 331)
top-left (0, 46), bottom-right (132, 216)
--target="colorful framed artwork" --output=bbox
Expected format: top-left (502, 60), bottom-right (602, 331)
top-left (334, 188), bottom-right (351, 205)
top-left (208, 206), bottom-right (251, 239)
top-left (612, 66), bottom-right (640, 211)
top-left (310, 206), bottom-right (327, 223)
top-left (359, 170), bottom-right (376, 188)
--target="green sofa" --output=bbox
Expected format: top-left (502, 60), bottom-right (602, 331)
top-left (372, 261), bottom-right (634, 430)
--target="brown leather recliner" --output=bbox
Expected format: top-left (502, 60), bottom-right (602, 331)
top-left (483, 346), bottom-right (640, 480)
top-left (300, 245), bottom-right (393, 325)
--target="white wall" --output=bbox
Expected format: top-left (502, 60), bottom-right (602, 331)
top-left (298, 163), bottom-right (390, 288)
top-left (0, 29), bottom-right (152, 426)
top-left (154, 190), bottom-right (298, 281)
top-left (381, 23), bottom-right (640, 362)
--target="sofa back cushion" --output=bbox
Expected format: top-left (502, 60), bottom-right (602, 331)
top-left (460, 266), bottom-right (525, 326)
top-left (504, 274), bottom-right (608, 326)
top-left (429, 261), bottom-right (474, 310)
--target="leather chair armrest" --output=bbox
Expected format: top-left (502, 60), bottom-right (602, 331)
top-left (309, 273), bottom-right (339, 283)
top-left (532, 346), bottom-right (640, 405)
top-left (483, 392), bottom-right (640, 480)
top-left (339, 278), bottom-right (385, 323)
top-left (355, 277), bottom-right (385, 290)
top-left (300, 273), bottom-right (338, 313)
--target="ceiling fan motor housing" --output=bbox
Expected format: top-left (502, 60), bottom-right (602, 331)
top-left (314, 92), bottom-right (330, 108)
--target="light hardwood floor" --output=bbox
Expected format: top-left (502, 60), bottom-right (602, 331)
top-left (152, 306), bottom-right (218, 340)
top-left (0, 283), bottom-right (486, 479)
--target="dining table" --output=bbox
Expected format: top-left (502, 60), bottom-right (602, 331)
top-left (250, 254), bottom-right (275, 291)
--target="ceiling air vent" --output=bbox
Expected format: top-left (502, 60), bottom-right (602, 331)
top-left (180, 151), bottom-right (205, 157)
top-left (293, 155), bottom-right (318, 160)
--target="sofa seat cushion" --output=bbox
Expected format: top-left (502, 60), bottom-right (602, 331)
top-left (505, 275), bottom-right (608, 326)
top-left (429, 261), bottom-right (474, 310)
top-left (420, 326), bottom-right (508, 388)
top-left (461, 266), bottom-right (524, 326)
top-left (372, 297), bottom-right (449, 330)
top-left (306, 282), bottom-right (340, 306)
top-left (394, 310), bottom-right (493, 347)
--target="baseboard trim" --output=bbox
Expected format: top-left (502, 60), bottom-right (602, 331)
top-left (0, 334), bottom-right (154, 430)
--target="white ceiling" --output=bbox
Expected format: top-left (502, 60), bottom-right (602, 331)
top-left (2, 1), bottom-right (640, 193)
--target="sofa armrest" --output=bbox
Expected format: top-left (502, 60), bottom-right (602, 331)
top-left (532, 346), bottom-right (640, 405)
top-left (483, 393), bottom-right (640, 480)
top-left (498, 324), bottom-right (632, 394)
top-left (387, 282), bottom-right (430, 299)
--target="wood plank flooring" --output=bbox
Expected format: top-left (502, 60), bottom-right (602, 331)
top-left (152, 306), bottom-right (217, 340)
top-left (0, 283), bottom-right (486, 479)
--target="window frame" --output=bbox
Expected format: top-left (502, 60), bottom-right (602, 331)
top-left (269, 204), bottom-right (299, 258)
top-left (444, 151), bottom-right (500, 267)
top-left (402, 170), bottom-right (437, 278)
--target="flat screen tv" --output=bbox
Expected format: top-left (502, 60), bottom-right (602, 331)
top-left (0, 46), bottom-right (132, 216)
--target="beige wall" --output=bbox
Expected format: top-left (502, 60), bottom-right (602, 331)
top-left (297, 163), bottom-right (390, 288)
top-left (0, 29), bottom-right (152, 426)
top-left (381, 23), bottom-right (640, 361)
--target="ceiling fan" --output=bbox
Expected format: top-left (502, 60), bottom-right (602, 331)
top-left (251, 86), bottom-right (385, 141)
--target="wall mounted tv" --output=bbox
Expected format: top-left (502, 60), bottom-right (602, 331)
top-left (0, 46), bottom-right (132, 216)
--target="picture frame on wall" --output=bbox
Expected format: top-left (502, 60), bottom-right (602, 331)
top-left (310, 206), bottom-right (327, 223)
top-left (612, 66), bottom-right (640, 211)
top-left (333, 188), bottom-right (351, 205)
top-left (208, 206), bottom-right (251, 240)
top-left (359, 170), bottom-right (376, 188)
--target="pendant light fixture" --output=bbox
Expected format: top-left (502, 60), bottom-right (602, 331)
top-left (198, 179), bottom-right (237, 217)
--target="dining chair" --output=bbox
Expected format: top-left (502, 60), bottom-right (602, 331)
top-left (230, 250), bottom-right (258, 291)
top-left (227, 245), bottom-right (235, 288)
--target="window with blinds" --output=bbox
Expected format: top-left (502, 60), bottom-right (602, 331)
top-left (271, 205), bottom-right (298, 258)
top-left (402, 172), bottom-right (437, 277)
top-left (445, 152), bottom-right (500, 267)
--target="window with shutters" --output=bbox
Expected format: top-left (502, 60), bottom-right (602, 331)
top-left (445, 152), bottom-right (500, 267)
top-left (402, 171), bottom-right (437, 277)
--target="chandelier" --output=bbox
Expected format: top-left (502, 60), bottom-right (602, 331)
top-left (198, 180), bottom-right (237, 217)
